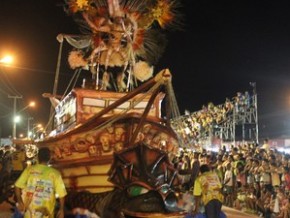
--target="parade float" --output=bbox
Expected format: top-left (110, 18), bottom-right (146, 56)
top-left (34, 0), bottom-right (187, 217)
top-left (0, 0), bottom-right (260, 217)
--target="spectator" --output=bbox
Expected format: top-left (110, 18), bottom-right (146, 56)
top-left (15, 147), bottom-right (67, 218)
top-left (270, 162), bottom-right (282, 188)
top-left (261, 139), bottom-right (270, 151)
top-left (259, 159), bottom-right (272, 192)
top-left (11, 144), bottom-right (26, 180)
top-left (0, 145), bottom-right (13, 193)
top-left (193, 164), bottom-right (223, 218)
top-left (188, 151), bottom-right (200, 190)
top-left (223, 162), bottom-right (234, 207)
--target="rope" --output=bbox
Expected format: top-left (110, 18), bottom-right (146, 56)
top-left (84, 79), bottom-right (163, 136)
top-left (63, 68), bottom-right (82, 99)
top-left (166, 81), bottom-right (181, 119)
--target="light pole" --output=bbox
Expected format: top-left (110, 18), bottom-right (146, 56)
top-left (27, 117), bottom-right (34, 138)
top-left (251, 82), bottom-right (259, 144)
top-left (0, 55), bottom-right (18, 139)
top-left (18, 101), bottom-right (35, 113)
top-left (9, 100), bottom-right (36, 139)
top-left (8, 95), bottom-right (23, 139)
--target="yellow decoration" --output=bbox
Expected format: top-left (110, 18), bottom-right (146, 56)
top-left (152, 0), bottom-right (174, 28)
top-left (76, 0), bottom-right (89, 10)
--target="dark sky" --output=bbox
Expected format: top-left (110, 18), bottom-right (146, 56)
top-left (1, 0), bottom-right (290, 139)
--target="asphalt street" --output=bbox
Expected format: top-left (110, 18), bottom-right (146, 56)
top-left (0, 201), bottom-right (258, 218)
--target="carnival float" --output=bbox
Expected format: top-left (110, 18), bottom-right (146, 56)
top-left (0, 0), bottom-right (261, 216)
top-left (32, 0), bottom-right (188, 217)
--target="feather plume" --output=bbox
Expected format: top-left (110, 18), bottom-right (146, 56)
top-left (68, 50), bottom-right (88, 69)
top-left (133, 61), bottom-right (153, 81)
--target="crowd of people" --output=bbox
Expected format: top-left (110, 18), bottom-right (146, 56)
top-left (3, 138), bottom-right (290, 218)
top-left (174, 139), bottom-right (290, 218)
top-left (171, 91), bottom-right (255, 145)
top-left (0, 145), bottom-right (26, 204)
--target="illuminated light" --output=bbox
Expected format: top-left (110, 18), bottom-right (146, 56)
top-left (29, 101), bottom-right (36, 107)
top-left (14, 115), bottom-right (21, 123)
top-left (17, 101), bottom-right (37, 113)
top-left (207, 146), bottom-right (219, 153)
top-left (0, 55), bottom-right (13, 64)
top-left (36, 124), bottom-right (42, 128)
top-left (276, 147), bottom-right (290, 154)
top-left (284, 148), bottom-right (290, 154)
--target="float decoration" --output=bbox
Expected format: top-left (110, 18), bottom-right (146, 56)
top-left (62, 0), bottom-right (182, 92)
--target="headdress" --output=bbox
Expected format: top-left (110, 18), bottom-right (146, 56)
top-left (63, 0), bottom-right (182, 91)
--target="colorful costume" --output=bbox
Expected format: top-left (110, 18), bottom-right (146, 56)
top-left (15, 164), bottom-right (67, 218)
top-left (194, 170), bottom-right (223, 218)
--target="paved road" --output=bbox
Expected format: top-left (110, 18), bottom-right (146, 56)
top-left (0, 202), bottom-right (258, 218)
top-left (223, 206), bottom-right (259, 218)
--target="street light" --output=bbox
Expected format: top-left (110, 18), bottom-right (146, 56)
top-left (27, 117), bottom-right (33, 138)
top-left (10, 96), bottom-right (22, 139)
top-left (12, 101), bottom-right (36, 139)
top-left (14, 115), bottom-right (21, 123)
top-left (17, 101), bottom-right (35, 113)
top-left (0, 55), bottom-right (13, 65)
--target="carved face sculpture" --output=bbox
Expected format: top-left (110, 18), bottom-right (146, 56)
top-left (74, 139), bottom-right (88, 153)
top-left (88, 145), bottom-right (97, 156)
top-left (114, 127), bottom-right (125, 141)
top-left (62, 142), bottom-right (72, 156)
top-left (86, 134), bottom-right (96, 145)
top-left (100, 133), bottom-right (111, 152)
top-left (106, 126), bottom-right (114, 134)
top-left (114, 142), bottom-right (124, 152)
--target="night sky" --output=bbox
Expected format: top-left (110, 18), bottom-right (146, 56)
top-left (1, 0), bottom-right (290, 140)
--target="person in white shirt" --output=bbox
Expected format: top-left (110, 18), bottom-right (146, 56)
top-left (223, 163), bottom-right (234, 207)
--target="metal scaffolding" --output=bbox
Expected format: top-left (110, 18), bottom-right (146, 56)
top-left (171, 83), bottom-right (259, 147)
top-left (214, 83), bottom-right (258, 144)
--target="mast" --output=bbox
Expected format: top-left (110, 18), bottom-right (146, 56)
top-left (47, 34), bottom-right (64, 131)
